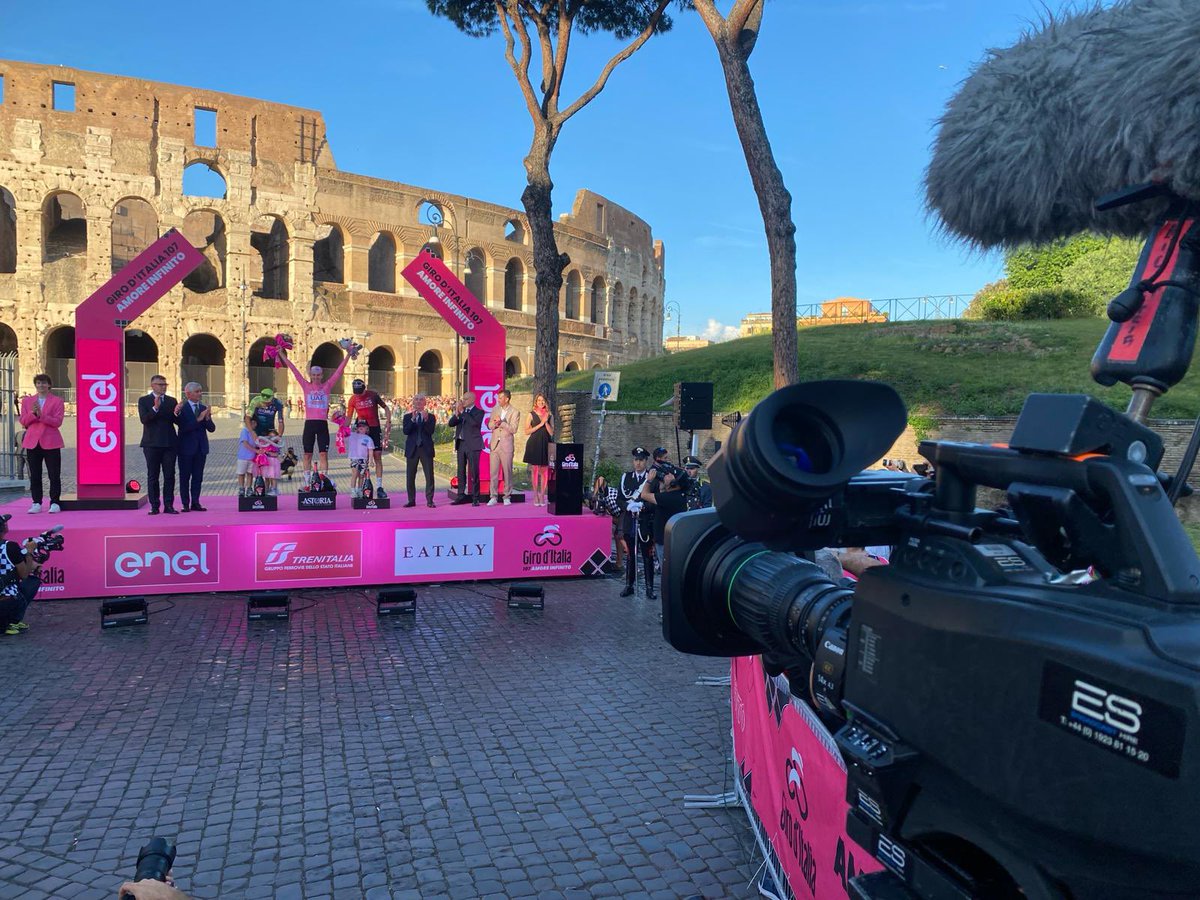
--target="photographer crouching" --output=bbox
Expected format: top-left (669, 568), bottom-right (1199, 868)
top-left (0, 514), bottom-right (47, 636)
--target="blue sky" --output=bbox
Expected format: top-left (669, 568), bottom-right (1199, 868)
top-left (4, 0), bottom-right (1050, 339)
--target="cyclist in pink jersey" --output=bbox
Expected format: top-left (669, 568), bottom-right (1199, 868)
top-left (280, 344), bottom-right (350, 486)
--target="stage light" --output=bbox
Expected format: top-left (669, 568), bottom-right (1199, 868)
top-left (377, 587), bottom-right (417, 616)
top-left (101, 597), bottom-right (148, 629)
top-left (125, 479), bottom-right (141, 493)
top-left (507, 583), bottom-right (544, 610)
top-left (247, 591), bottom-right (289, 621)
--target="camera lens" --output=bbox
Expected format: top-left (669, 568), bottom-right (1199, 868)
top-left (667, 515), bottom-right (853, 713)
top-left (723, 545), bottom-right (852, 663)
top-left (772, 405), bottom-right (839, 475)
top-left (708, 380), bottom-right (907, 545)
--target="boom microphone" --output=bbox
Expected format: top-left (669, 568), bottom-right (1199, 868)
top-left (925, 0), bottom-right (1200, 247)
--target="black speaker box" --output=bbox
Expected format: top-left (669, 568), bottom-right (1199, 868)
top-left (675, 382), bottom-right (714, 431)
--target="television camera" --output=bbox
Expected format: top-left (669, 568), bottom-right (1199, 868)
top-left (0, 516), bottom-right (64, 567)
top-left (27, 524), bottom-right (64, 565)
top-left (662, 185), bottom-right (1200, 899)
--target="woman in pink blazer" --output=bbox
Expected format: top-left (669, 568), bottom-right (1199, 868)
top-left (19, 374), bottom-right (65, 513)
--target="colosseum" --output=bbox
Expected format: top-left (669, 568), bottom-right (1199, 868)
top-left (0, 60), bottom-right (666, 407)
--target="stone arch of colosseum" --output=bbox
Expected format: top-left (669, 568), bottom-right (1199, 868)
top-left (0, 60), bottom-right (665, 409)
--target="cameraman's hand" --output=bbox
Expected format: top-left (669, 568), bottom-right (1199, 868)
top-left (116, 880), bottom-right (191, 900)
top-left (838, 548), bottom-right (885, 578)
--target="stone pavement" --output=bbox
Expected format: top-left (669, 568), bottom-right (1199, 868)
top-left (0, 577), bottom-right (759, 898)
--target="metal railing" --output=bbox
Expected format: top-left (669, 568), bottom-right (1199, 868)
top-left (0, 352), bottom-right (21, 483)
top-left (794, 294), bottom-right (972, 326)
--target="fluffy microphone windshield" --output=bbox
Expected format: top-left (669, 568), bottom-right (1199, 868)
top-left (925, 0), bottom-right (1200, 249)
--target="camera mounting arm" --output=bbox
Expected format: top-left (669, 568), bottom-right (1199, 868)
top-left (1091, 194), bottom-right (1200, 423)
top-left (922, 439), bottom-right (1200, 606)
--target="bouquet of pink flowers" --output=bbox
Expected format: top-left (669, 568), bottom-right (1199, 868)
top-left (338, 337), bottom-right (364, 360)
top-left (331, 409), bottom-right (351, 454)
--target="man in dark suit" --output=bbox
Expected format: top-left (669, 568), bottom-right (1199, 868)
top-left (176, 381), bottom-right (216, 512)
top-left (138, 374), bottom-right (179, 515)
top-left (401, 393), bottom-right (437, 509)
top-left (446, 390), bottom-right (485, 506)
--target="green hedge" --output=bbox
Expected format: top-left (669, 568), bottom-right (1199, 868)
top-left (967, 282), bottom-right (1101, 321)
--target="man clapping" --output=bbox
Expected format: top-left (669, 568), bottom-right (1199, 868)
top-left (402, 394), bottom-right (437, 508)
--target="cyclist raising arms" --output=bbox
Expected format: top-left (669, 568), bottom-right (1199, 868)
top-left (280, 343), bottom-right (350, 488)
top-left (347, 378), bottom-right (392, 498)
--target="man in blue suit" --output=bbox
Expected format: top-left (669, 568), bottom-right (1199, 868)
top-left (176, 381), bottom-right (216, 512)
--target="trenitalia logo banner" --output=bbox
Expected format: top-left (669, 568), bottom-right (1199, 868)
top-left (105, 533), bottom-right (220, 589)
top-left (401, 251), bottom-right (506, 481)
top-left (76, 230), bottom-right (204, 498)
top-left (256, 530), bottom-right (362, 582)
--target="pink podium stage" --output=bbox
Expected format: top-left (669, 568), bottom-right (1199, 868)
top-left (3, 499), bottom-right (612, 600)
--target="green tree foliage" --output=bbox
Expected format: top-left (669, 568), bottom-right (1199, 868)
top-left (1004, 234), bottom-right (1108, 291)
top-left (971, 234), bottom-right (1144, 321)
top-left (425, 0), bottom-right (678, 414)
top-left (427, 0), bottom-right (678, 38)
top-left (1059, 238), bottom-right (1143, 301)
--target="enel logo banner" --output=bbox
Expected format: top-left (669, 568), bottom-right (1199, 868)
top-left (105, 533), bottom-right (220, 588)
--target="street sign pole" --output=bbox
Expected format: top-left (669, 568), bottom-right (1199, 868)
top-left (591, 399), bottom-right (607, 484)
top-left (590, 370), bottom-right (620, 484)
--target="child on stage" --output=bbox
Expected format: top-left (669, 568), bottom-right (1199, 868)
top-left (254, 429), bottom-right (284, 496)
top-left (347, 419), bottom-right (376, 498)
top-left (237, 416), bottom-right (258, 497)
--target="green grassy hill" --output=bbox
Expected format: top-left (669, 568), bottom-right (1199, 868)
top-left (538, 319), bottom-right (1200, 419)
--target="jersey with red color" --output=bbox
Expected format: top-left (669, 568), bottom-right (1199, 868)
top-left (348, 390), bottom-right (386, 427)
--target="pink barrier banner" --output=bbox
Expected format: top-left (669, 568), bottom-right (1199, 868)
top-left (732, 655), bottom-right (882, 898)
top-left (401, 252), bottom-right (507, 478)
top-left (15, 502), bottom-right (610, 600)
top-left (75, 229), bottom-right (205, 498)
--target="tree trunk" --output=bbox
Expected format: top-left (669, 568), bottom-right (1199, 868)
top-left (522, 126), bottom-right (569, 414)
top-left (716, 44), bottom-right (799, 388)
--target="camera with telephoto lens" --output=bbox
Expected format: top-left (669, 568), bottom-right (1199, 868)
top-left (27, 525), bottom-right (64, 565)
top-left (118, 837), bottom-right (176, 900)
top-left (663, 189), bottom-right (1200, 900)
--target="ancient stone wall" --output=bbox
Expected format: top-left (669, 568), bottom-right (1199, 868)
top-left (0, 60), bottom-right (666, 408)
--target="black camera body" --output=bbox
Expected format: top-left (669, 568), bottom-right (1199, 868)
top-left (665, 387), bottom-right (1200, 896)
top-left (663, 270), bottom-right (1200, 900)
top-left (841, 536), bottom-right (1198, 898)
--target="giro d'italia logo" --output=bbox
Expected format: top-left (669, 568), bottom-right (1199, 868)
top-left (534, 524), bottom-right (563, 547)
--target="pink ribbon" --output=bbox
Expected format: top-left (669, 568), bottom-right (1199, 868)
top-left (262, 333), bottom-right (295, 368)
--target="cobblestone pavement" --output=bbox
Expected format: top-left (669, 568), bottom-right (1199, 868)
top-left (0, 576), bottom-right (758, 899)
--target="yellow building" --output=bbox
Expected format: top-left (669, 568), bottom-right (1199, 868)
top-left (740, 298), bottom-right (887, 336)
top-left (663, 335), bottom-right (713, 352)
